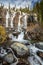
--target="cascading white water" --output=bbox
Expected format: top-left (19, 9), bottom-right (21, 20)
top-left (24, 14), bottom-right (27, 29)
top-left (28, 43), bottom-right (43, 65)
top-left (25, 15), bottom-right (27, 29)
top-left (18, 15), bottom-right (21, 31)
top-left (10, 12), bottom-right (16, 28)
top-left (18, 32), bottom-right (24, 40)
top-left (6, 10), bottom-right (9, 27)
top-left (17, 11), bottom-right (22, 31)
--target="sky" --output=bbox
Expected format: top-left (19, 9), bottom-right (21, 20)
top-left (0, 0), bottom-right (40, 9)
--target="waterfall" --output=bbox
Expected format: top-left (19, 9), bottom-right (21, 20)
top-left (25, 15), bottom-right (27, 29)
top-left (18, 15), bottom-right (21, 31)
top-left (18, 32), bottom-right (24, 41)
top-left (6, 11), bottom-right (9, 28)
top-left (18, 13), bottom-right (27, 31)
top-left (24, 15), bottom-right (27, 29)
top-left (6, 9), bottom-right (16, 28)
top-left (10, 12), bottom-right (16, 28)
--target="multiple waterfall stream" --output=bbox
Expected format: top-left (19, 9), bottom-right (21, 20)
top-left (6, 10), bottom-right (27, 31)
top-left (5, 9), bottom-right (43, 65)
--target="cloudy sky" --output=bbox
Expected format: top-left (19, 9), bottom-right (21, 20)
top-left (0, 0), bottom-right (40, 9)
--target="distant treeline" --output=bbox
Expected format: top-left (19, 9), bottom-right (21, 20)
top-left (33, 0), bottom-right (43, 25)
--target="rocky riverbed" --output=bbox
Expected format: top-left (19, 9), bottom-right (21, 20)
top-left (0, 31), bottom-right (43, 65)
top-left (8, 32), bottom-right (43, 65)
top-left (9, 42), bottom-right (43, 65)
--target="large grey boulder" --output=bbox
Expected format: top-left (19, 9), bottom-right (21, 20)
top-left (11, 42), bottom-right (29, 57)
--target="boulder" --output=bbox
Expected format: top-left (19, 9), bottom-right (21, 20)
top-left (4, 53), bottom-right (14, 63)
top-left (11, 42), bottom-right (29, 57)
top-left (37, 51), bottom-right (43, 59)
top-left (27, 31), bottom-right (43, 42)
top-left (12, 32), bottom-right (20, 36)
top-left (35, 42), bottom-right (43, 50)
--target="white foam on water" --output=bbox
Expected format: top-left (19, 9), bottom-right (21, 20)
top-left (18, 32), bottom-right (24, 40)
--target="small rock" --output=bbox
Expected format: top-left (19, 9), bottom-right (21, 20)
top-left (35, 43), bottom-right (43, 50)
top-left (4, 53), bottom-right (14, 63)
top-left (37, 51), bottom-right (43, 59)
top-left (17, 58), bottom-right (30, 65)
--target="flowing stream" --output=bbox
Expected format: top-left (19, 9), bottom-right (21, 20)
top-left (9, 31), bottom-right (43, 65)
top-left (28, 44), bottom-right (43, 65)
top-left (6, 10), bottom-right (9, 27)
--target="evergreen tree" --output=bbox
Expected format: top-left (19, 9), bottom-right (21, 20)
top-left (40, 0), bottom-right (43, 22)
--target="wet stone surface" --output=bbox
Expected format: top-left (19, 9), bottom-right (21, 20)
top-left (37, 51), bottom-right (43, 59)
top-left (11, 42), bottom-right (29, 57)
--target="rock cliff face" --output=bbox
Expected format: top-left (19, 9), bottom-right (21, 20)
top-left (0, 7), bottom-right (6, 25)
top-left (13, 12), bottom-right (20, 30)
